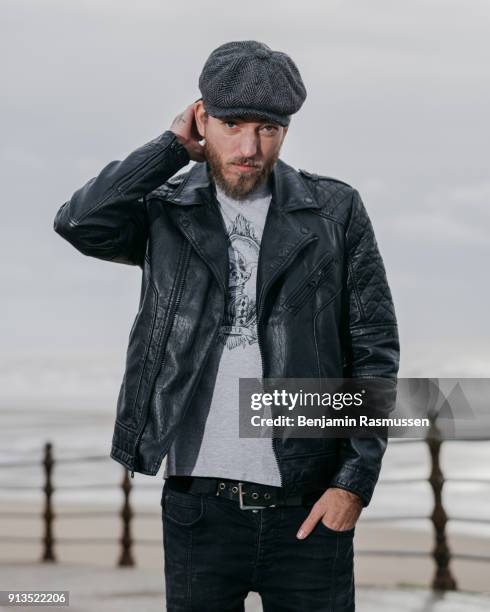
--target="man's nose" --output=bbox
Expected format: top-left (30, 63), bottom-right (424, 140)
top-left (238, 134), bottom-right (259, 159)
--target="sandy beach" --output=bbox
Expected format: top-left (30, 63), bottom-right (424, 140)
top-left (2, 561), bottom-right (490, 612)
top-left (0, 498), bottom-right (488, 595)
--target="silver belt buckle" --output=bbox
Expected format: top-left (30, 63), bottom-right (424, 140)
top-left (238, 482), bottom-right (273, 510)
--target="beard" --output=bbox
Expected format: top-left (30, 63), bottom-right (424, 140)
top-left (204, 139), bottom-right (279, 200)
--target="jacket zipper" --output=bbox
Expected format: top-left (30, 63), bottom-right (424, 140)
top-left (130, 241), bottom-right (192, 478)
top-left (284, 255), bottom-right (335, 312)
top-left (256, 233), bottom-right (318, 487)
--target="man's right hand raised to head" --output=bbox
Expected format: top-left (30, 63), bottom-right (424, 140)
top-left (170, 102), bottom-right (206, 162)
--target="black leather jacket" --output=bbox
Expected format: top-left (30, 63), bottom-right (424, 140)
top-left (53, 130), bottom-right (399, 506)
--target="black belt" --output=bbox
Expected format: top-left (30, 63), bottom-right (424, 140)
top-left (165, 476), bottom-right (325, 510)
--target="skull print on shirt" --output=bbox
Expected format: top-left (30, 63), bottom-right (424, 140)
top-left (218, 213), bottom-right (260, 350)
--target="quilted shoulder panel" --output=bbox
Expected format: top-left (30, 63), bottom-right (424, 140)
top-left (298, 169), bottom-right (354, 224)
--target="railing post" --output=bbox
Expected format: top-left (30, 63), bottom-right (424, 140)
top-left (41, 441), bottom-right (56, 562)
top-left (118, 469), bottom-right (135, 566)
top-left (427, 423), bottom-right (457, 590)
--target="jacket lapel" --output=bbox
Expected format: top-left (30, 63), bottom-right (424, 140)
top-left (165, 164), bottom-right (230, 293)
top-left (256, 163), bottom-right (320, 317)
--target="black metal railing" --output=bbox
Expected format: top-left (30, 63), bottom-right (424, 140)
top-left (1, 429), bottom-right (489, 591)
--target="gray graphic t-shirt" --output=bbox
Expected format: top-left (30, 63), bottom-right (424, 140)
top-left (164, 179), bottom-right (281, 486)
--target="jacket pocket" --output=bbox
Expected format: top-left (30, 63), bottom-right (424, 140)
top-left (283, 253), bottom-right (336, 314)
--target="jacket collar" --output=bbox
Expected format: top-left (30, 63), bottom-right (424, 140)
top-left (165, 158), bottom-right (321, 212)
top-left (163, 157), bottom-right (320, 301)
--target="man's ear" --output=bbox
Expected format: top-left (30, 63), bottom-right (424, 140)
top-left (194, 100), bottom-right (208, 139)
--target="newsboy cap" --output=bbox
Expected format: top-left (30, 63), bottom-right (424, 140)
top-left (198, 40), bottom-right (307, 127)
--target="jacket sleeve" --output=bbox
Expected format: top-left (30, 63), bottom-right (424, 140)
top-left (330, 188), bottom-right (400, 506)
top-left (53, 130), bottom-right (190, 267)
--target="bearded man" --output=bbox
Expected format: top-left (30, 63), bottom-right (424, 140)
top-left (54, 40), bottom-right (399, 612)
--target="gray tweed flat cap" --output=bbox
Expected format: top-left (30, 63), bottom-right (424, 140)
top-left (198, 40), bottom-right (306, 127)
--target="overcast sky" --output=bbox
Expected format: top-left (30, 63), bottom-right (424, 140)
top-left (1, 0), bottom-right (489, 410)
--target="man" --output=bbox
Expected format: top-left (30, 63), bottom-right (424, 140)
top-left (53, 40), bottom-right (399, 611)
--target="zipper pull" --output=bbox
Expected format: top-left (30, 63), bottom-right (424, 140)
top-left (130, 469), bottom-right (135, 479)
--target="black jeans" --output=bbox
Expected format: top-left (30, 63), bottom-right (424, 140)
top-left (161, 481), bottom-right (355, 611)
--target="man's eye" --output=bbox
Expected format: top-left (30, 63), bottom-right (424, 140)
top-left (225, 121), bottom-right (237, 129)
top-left (261, 125), bottom-right (278, 134)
